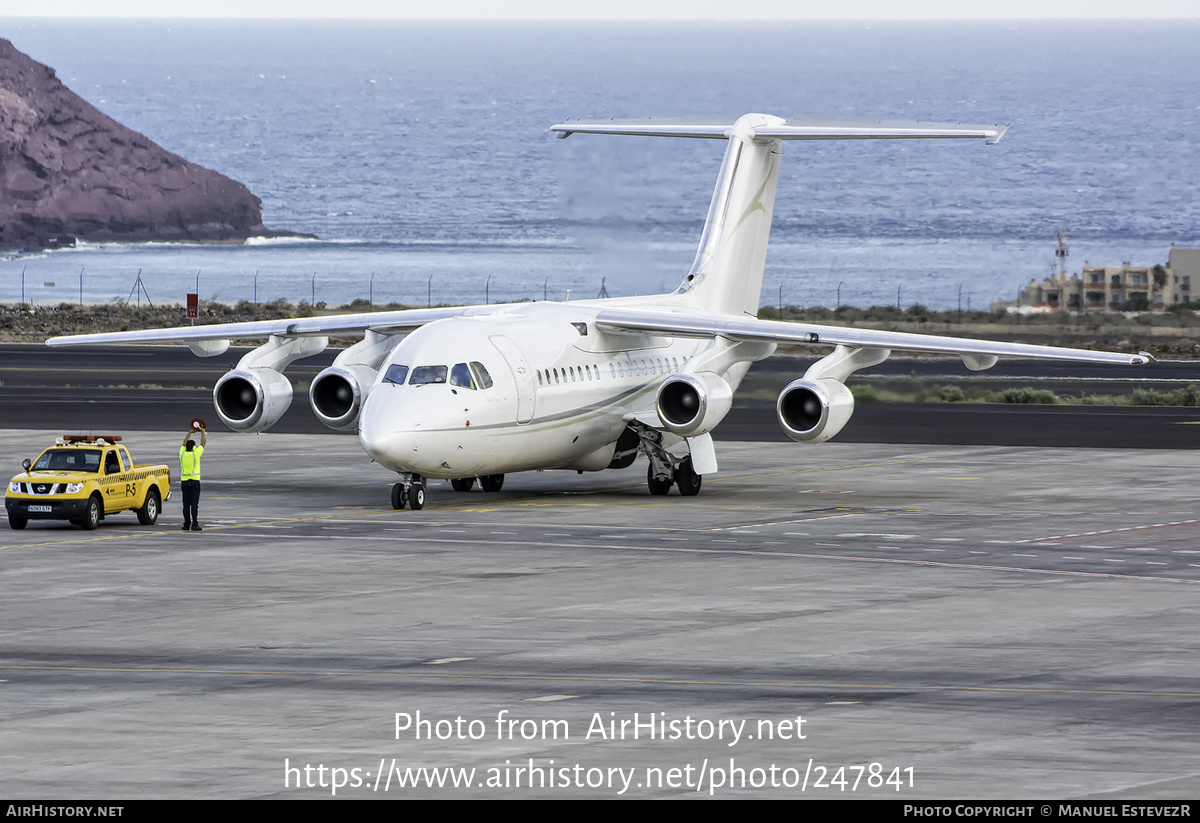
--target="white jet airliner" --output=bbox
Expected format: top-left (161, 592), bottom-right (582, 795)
top-left (48, 113), bottom-right (1150, 510)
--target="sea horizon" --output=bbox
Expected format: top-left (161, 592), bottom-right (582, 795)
top-left (1, 18), bottom-right (1196, 309)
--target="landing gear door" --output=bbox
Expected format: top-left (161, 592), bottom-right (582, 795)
top-left (489, 335), bottom-right (535, 424)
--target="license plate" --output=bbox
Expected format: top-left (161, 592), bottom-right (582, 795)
top-left (27, 505), bottom-right (52, 513)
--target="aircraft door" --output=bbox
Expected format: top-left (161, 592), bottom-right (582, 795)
top-left (489, 335), bottom-right (535, 424)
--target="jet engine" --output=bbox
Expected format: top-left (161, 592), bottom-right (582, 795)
top-left (655, 372), bottom-right (733, 437)
top-left (776, 377), bottom-right (854, 444)
top-left (309, 365), bottom-right (376, 432)
top-left (213, 368), bottom-right (293, 433)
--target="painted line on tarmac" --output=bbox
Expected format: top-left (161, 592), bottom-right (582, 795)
top-left (1028, 519), bottom-right (1200, 543)
top-left (192, 529), bottom-right (1200, 585)
top-left (3, 663), bottom-right (1199, 699)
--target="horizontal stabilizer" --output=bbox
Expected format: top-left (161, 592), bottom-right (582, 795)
top-left (552, 114), bottom-right (1007, 144)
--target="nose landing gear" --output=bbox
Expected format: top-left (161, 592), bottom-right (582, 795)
top-left (394, 472), bottom-right (507, 510)
top-left (391, 473), bottom-right (426, 510)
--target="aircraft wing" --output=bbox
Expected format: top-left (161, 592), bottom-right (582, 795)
top-left (45, 305), bottom-right (475, 348)
top-left (594, 307), bottom-right (1153, 366)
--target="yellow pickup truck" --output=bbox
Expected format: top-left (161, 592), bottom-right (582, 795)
top-left (6, 436), bottom-right (172, 530)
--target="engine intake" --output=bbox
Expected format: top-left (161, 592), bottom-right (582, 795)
top-left (776, 377), bottom-right (854, 444)
top-left (214, 368), bottom-right (293, 433)
top-left (656, 372), bottom-right (733, 437)
top-left (310, 365), bottom-right (376, 431)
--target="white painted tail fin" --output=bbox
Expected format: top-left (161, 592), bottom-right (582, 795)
top-left (552, 114), bottom-right (1007, 317)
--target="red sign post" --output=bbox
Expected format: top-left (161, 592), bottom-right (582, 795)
top-left (186, 293), bottom-right (198, 319)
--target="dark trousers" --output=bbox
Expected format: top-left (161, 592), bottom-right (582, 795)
top-left (181, 479), bottom-right (201, 527)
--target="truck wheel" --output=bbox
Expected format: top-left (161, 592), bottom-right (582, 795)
top-left (137, 488), bottom-right (160, 525)
top-left (8, 516), bottom-right (26, 530)
top-left (81, 496), bottom-right (102, 530)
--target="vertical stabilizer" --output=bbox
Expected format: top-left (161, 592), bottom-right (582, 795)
top-left (674, 114), bottom-right (785, 317)
top-left (551, 114), bottom-right (1007, 318)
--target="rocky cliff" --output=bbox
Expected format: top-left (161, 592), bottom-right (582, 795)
top-left (0, 38), bottom-right (287, 250)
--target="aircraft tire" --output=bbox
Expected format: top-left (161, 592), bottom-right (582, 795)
top-left (647, 463), bottom-right (673, 496)
top-left (676, 457), bottom-right (702, 496)
top-left (480, 474), bottom-right (504, 493)
top-left (410, 486), bottom-right (426, 510)
top-left (451, 477), bottom-right (475, 492)
top-left (391, 483), bottom-right (407, 510)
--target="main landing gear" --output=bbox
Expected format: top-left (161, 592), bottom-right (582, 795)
top-left (450, 474), bottom-right (503, 493)
top-left (647, 455), bottom-right (701, 496)
top-left (638, 424), bottom-right (702, 497)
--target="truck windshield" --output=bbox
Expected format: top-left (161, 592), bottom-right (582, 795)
top-left (34, 449), bottom-right (101, 473)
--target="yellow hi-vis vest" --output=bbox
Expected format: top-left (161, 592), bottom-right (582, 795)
top-left (180, 444), bottom-right (203, 481)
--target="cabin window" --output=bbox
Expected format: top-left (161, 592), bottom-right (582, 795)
top-left (383, 364), bottom-right (409, 385)
top-left (409, 365), bottom-right (448, 385)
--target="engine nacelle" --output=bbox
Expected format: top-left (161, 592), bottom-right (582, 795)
top-left (309, 365), bottom-right (377, 432)
top-left (656, 372), bottom-right (733, 437)
top-left (213, 368), bottom-right (293, 433)
top-left (776, 377), bottom-right (854, 444)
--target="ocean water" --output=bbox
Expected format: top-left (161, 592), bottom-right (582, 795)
top-left (2, 19), bottom-right (1198, 310)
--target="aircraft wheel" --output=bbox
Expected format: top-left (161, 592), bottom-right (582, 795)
top-left (409, 485), bottom-right (426, 510)
top-left (137, 488), bottom-right (161, 525)
top-left (676, 457), bottom-right (702, 496)
top-left (81, 495), bottom-right (102, 530)
top-left (391, 483), bottom-right (408, 510)
top-left (451, 477), bottom-right (475, 492)
top-left (647, 463), bottom-right (673, 496)
top-left (480, 474), bottom-right (504, 493)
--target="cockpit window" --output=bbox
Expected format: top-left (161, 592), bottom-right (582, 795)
top-left (409, 365), bottom-right (448, 385)
top-left (34, 449), bottom-right (100, 473)
top-left (450, 363), bottom-right (475, 390)
top-left (383, 364), bottom-right (409, 385)
top-left (469, 362), bottom-right (493, 389)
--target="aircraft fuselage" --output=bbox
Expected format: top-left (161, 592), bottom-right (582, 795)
top-left (357, 302), bottom-right (733, 478)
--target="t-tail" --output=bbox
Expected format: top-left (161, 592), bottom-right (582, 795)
top-left (552, 114), bottom-right (1008, 317)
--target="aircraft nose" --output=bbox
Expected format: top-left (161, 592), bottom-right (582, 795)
top-left (359, 390), bottom-right (408, 466)
top-left (358, 386), bottom-right (444, 473)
